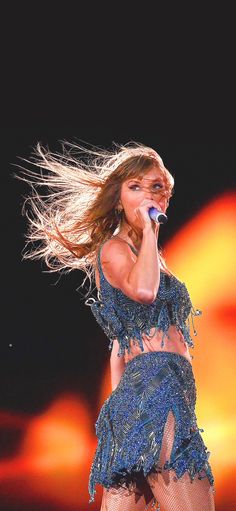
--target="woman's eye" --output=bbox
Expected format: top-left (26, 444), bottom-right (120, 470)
top-left (129, 184), bottom-right (162, 190)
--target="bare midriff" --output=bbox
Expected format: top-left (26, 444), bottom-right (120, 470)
top-left (123, 325), bottom-right (193, 366)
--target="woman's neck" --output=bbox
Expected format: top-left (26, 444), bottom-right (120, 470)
top-left (115, 228), bottom-right (169, 272)
top-left (115, 229), bottom-right (141, 252)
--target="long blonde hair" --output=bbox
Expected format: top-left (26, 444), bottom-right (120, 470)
top-left (15, 140), bottom-right (175, 298)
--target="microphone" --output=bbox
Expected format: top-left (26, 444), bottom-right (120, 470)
top-left (149, 207), bottom-right (168, 224)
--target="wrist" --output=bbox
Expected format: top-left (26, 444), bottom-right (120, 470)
top-left (143, 224), bottom-right (159, 237)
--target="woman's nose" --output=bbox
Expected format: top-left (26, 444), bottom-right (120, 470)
top-left (153, 197), bottom-right (167, 212)
top-left (144, 190), bottom-right (155, 200)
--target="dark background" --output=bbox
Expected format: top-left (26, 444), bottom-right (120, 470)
top-left (0, 0), bottom-right (236, 424)
top-left (0, 5), bottom-right (235, 510)
top-left (2, 138), bottom-right (236, 421)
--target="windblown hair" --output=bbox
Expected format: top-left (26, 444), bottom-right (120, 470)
top-left (15, 140), bottom-right (175, 298)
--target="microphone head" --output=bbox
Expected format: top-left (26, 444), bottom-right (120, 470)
top-left (158, 213), bottom-right (168, 224)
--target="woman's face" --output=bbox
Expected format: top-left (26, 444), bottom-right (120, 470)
top-left (119, 165), bottom-right (170, 230)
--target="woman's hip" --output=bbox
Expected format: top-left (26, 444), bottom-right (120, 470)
top-left (111, 350), bottom-right (196, 408)
top-left (95, 351), bottom-right (197, 451)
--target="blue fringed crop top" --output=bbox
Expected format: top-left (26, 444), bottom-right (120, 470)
top-left (85, 238), bottom-right (202, 356)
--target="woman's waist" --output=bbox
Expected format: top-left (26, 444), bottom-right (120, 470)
top-left (124, 325), bottom-right (193, 366)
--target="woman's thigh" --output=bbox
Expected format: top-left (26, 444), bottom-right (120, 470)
top-left (146, 410), bottom-right (215, 511)
top-left (99, 405), bottom-right (215, 511)
top-left (100, 479), bottom-right (155, 511)
top-left (147, 470), bottom-right (215, 511)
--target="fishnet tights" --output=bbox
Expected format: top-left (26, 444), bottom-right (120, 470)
top-left (100, 411), bottom-right (215, 511)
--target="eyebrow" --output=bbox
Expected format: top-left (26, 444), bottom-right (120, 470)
top-left (127, 178), bottom-right (164, 183)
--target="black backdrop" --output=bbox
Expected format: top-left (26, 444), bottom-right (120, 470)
top-left (2, 135), bottom-right (235, 418)
top-left (1, 5), bottom-right (235, 510)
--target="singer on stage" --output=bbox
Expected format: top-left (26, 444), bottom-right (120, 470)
top-left (19, 141), bottom-right (215, 510)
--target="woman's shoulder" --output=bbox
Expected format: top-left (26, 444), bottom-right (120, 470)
top-left (99, 236), bottom-right (134, 261)
top-left (97, 236), bottom-right (136, 290)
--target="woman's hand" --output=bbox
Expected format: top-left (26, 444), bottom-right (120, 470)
top-left (134, 199), bottom-right (162, 235)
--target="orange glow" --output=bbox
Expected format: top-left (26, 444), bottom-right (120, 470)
top-left (0, 394), bottom-right (100, 509)
top-left (0, 192), bottom-right (235, 509)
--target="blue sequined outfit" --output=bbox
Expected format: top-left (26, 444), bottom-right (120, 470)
top-left (85, 238), bottom-right (215, 503)
top-left (85, 238), bottom-right (202, 356)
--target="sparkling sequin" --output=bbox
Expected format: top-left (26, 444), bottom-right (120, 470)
top-left (88, 351), bottom-right (215, 502)
top-left (85, 239), bottom-right (202, 355)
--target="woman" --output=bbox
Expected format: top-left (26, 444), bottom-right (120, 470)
top-left (17, 140), bottom-right (215, 510)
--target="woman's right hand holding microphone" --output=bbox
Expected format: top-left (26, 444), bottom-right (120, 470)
top-left (134, 199), bottom-right (163, 235)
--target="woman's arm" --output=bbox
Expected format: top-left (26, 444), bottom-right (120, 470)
top-left (110, 339), bottom-right (125, 391)
top-left (100, 225), bottom-right (160, 304)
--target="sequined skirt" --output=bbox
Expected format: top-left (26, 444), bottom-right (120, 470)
top-left (88, 351), bottom-right (215, 502)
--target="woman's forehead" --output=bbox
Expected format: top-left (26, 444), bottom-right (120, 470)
top-left (125, 168), bottom-right (164, 182)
